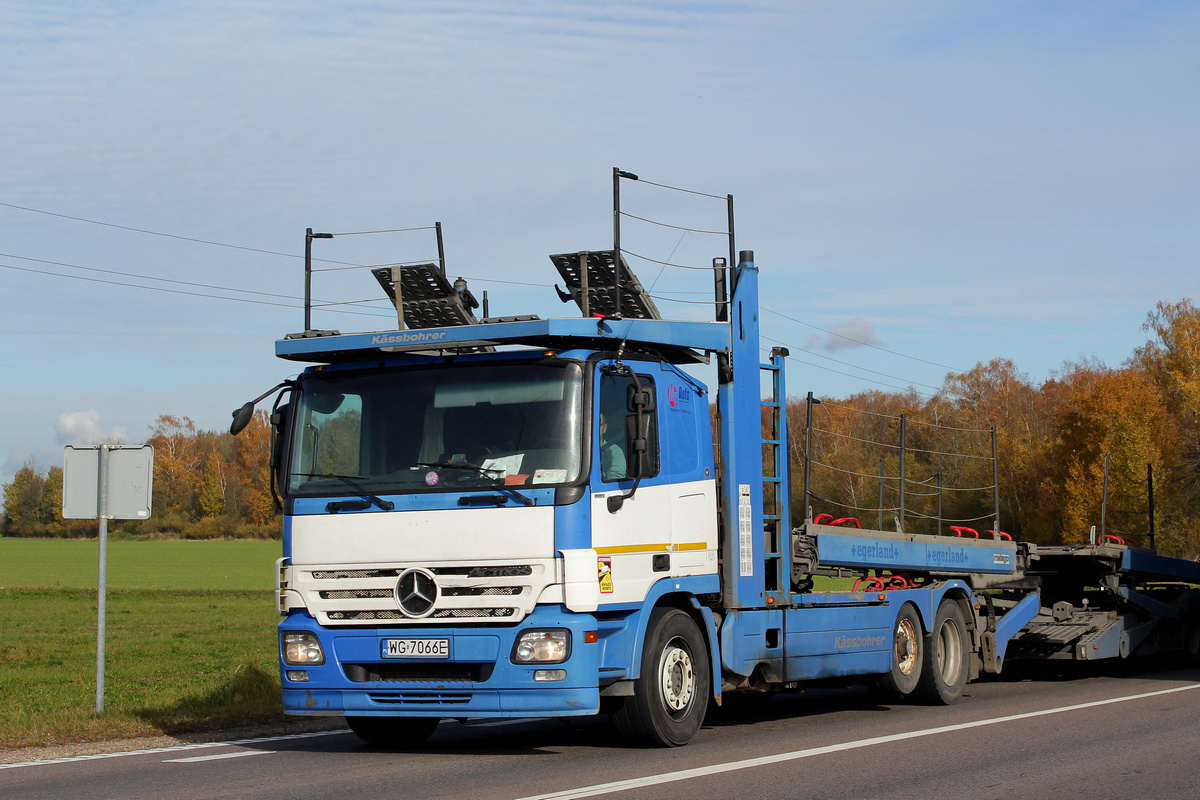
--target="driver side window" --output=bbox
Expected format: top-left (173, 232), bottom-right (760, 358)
top-left (597, 372), bottom-right (658, 483)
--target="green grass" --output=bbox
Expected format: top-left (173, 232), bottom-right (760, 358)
top-left (0, 539), bottom-right (286, 751)
top-left (0, 538), bottom-right (281, 591)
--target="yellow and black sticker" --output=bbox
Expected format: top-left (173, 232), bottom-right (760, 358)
top-left (597, 556), bottom-right (613, 593)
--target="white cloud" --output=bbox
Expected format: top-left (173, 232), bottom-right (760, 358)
top-left (54, 410), bottom-right (127, 446)
top-left (820, 318), bottom-right (884, 352)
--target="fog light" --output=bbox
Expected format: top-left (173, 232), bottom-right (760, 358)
top-left (282, 632), bottom-right (325, 665)
top-left (512, 629), bottom-right (571, 663)
top-left (534, 669), bottom-right (567, 682)
top-left (286, 670), bottom-right (309, 682)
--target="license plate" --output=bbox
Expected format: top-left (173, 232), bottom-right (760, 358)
top-left (382, 638), bottom-right (450, 659)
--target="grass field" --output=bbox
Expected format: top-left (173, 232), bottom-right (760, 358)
top-left (0, 538), bottom-right (286, 750)
top-left (0, 538), bottom-right (281, 591)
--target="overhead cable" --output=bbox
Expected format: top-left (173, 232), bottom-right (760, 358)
top-left (0, 200), bottom-right (361, 267)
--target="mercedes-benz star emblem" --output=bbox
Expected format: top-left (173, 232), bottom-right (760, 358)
top-left (395, 568), bottom-right (438, 618)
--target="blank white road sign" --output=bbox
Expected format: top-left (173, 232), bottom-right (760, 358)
top-left (63, 445), bottom-right (154, 520)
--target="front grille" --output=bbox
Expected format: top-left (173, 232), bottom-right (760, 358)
top-left (443, 586), bottom-right (522, 597)
top-left (432, 607), bottom-right (516, 619)
top-left (344, 663), bottom-right (494, 683)
top-left (326, 608), bottom-right (516, 621)
top-left (320, 589), bottom-right (395, 600)
top-left (312, 569), bottom-right (398, 580)
top-left (300, 560), bottom-right (550, 626)
top-left (367, 691), bottom-right (472, 706)
top-left (328, 610), bottom-right (404, 621)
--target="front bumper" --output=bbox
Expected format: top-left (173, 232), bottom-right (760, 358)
top-left (279, 605), bottom-right (600, 718)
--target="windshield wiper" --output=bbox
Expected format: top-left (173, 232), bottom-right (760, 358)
top-left (297, 473), bottom-right (395, 511)
top-left (415, 460), bottom-right (496, 477)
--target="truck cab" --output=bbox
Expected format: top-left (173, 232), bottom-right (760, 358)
top-left (274, 320), bottom-right (723, 745)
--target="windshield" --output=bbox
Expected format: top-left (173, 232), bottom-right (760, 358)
top-left (287, 361), bottom-right (584, 497)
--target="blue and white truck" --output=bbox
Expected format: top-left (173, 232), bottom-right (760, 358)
top-left (233, 191), bottom-right (1200, 748)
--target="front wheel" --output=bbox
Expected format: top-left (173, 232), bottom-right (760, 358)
top-left (873, 603), bottom-right (924, 699)
top-left (346, 716), bottom-right (440, 748)
top-left (917, 598), bottom-right (969, 704)
top-left (611, 607), bottom-right (711, 747)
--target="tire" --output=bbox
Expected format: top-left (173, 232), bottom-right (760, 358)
top-left (874, 603), bottom-right (923, 699)
top-left (346, 715), bottom-right (440, 748)
top-left (611, 607), bottom-right (711, 747)
top-left (917, 598), bottom-right (969, 704)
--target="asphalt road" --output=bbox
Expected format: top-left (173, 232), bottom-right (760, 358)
top-left (4, 662), bottom-right (1199, 800)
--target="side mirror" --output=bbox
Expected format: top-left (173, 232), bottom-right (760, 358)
top-left (230, 380), bottom-right (293, 436)
top-left (230, 402), bottom-right (255, 435)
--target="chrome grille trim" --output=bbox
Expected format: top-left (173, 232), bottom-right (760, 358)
top-left (293, 559), bottom-right (554, 626)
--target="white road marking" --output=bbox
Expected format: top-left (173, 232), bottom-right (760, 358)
top-left (165, 750), bottom-right (275, 764)
top-left (0, 730), bottom-right (346, 771)
top-left (511, 683), bottom-right (1200, 800)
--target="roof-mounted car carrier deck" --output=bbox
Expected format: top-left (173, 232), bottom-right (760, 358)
top-left (276, 315), bottom-right (725, 365)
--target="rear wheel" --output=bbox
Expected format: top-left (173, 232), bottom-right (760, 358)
top-left (874, 603), bottom-right (923, 699)
top-left (611, 607), bottom-right (710, 747)
top-left (346, 716), bottom-right (440, 748)
top-left (917, 598), bottom-right (969, 704)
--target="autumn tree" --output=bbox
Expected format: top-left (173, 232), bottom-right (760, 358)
top-left (939, 358), bottom-right (1057, 542)
top-left (1132, 298), bottom-right (1200, 555)
top-left (199, 451), bottom-right (228, 518)
top-left (1047, 361), bottom-right (1174, 545)
top-left (147, 415), bottom-right (207, 517)
top-left (2, 460), bottom-right (48, 535)
top-left (236, 409), bottom-right (277, 526)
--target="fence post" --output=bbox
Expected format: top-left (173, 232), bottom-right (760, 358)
top-left (803, 392), bottom-right (814, 523)
top-left (937, 469), bottom-right (943, 537)
top-left (992, 425), bottom-right (1000, 535)
top-left (898, 414), bottom-right (906, 533)
top-left (1101, 452), bottom-right (1111, 542)
top-left (1148, 462), bottom-right (1156, 552)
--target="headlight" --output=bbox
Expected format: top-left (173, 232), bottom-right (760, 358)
top-left (512, 629), bottom-right (571, 664)
top-left (282, 632), bottom-right (325, 665)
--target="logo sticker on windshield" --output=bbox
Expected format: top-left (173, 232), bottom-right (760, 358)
top-left (425, 471), bottom-right (440, 486)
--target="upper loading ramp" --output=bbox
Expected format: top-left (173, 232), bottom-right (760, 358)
top-left (549, 250), bottom-right (662, 320)
top-left (371, 262), bottom-right (482, 329)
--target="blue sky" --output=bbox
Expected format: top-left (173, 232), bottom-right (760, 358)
top-left (2, 1), bottom-right (1198, 495)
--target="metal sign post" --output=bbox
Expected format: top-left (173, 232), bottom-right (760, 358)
top-left (63, 444), bottom-right (153, 714)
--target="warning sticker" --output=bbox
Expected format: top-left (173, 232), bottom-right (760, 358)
top-left (598, 556), bottom-right (614, 593)
top-left (739, 483), bottom-right (754, 577)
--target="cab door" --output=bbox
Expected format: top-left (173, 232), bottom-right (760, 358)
top-left (589, 363), bottom-right (670, 605)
